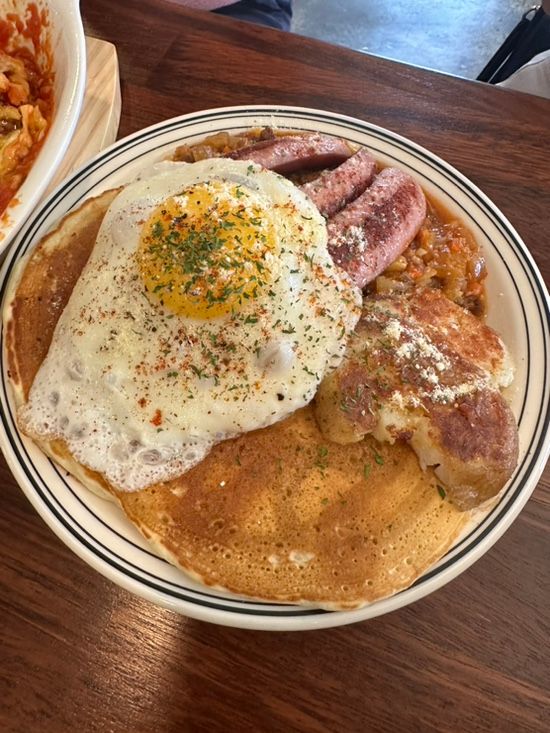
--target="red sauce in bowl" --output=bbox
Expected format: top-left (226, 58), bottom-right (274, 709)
top-left (0, 2), bottom-right (54, 218)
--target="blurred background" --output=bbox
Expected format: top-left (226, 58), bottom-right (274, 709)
top-left (291, 0), bottom-right (536, 79)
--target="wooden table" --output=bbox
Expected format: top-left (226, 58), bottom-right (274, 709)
top-left (2, 1), bottom-right (549, 730)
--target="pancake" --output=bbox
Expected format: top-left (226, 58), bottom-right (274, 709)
top-left (46, 408), bottom-right (468, 609)
top-left (5, 187), bottom-right (476, 610)
top-left (6, 187), bottom-right (122, 406)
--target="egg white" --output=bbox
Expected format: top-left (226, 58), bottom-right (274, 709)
top-left (19, 159), bottom-right (361, 491)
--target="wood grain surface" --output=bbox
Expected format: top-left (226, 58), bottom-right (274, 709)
top-left (1, 1), bottom-right (549, 731)
top-left (45, 36), bottom-right (121, 194)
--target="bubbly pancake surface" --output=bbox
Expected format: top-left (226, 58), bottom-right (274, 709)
top-left (117, 408), bottom-right (468, 607)
top-left (4, 182), bottom-right (472, 609)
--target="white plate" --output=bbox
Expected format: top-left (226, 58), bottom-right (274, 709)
top-left (1, 106), bottom-right (549, 631)
top-left (0, 0), bottom-right (86, 256)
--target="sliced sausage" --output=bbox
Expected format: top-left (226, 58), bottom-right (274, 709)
top-left (228, 133), bottom-right (354, 174)
top-left (299, 148), bottom-right (378, 218)
top-left (327, 167), bottom-right (427, 288)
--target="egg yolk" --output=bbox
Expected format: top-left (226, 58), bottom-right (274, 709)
top-left (137, 181), bottom-right (275, 319)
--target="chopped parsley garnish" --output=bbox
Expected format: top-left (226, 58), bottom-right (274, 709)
top-left (373, 450), bottom-right (384, 466)
top-left (315, 445), bottom-right (329, 472)
top-left (190, 364), bottom-right (207, 379)
top-left (152, 220), bottom-right (164, 238)
top-left (141, 199), bottom-right (271, 309)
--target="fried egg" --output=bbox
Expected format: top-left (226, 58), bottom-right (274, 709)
top-left (19, 158), bottom-right (361, 491)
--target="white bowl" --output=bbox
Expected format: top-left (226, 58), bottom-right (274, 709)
top-left (1, 106), bottom-right (549, 631)
top-left (0, 0), bottom-right (86, 257)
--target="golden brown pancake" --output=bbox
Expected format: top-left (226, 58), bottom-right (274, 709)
top-left (45, 410), bottom-right (468, 609)
top-left (6, 187), bottom-right (122, 403)
top-left (5, 188), bottom-right (476, 610)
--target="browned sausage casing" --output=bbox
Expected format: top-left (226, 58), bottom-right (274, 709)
top-left (228, 133), bottom-right (354, 174)
top-left (299, 148), bottom-right (377, 218)
top-left (327, 167), bottom-right (427, 288)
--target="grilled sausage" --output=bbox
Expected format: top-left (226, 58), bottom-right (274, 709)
top-left (299, 148), bottom-right (377, 218)
top-left (327, 167), bottom-right (427, 288)
top-left (228, 133), bottom-right (354, 174)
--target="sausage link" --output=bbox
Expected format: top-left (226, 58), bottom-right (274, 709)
top-left (327, 167), bottom-right (427, 288)
top-left (299, 148), bottom-right (377, 218)
top-left (228, 133), bottom-right (354, 174)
